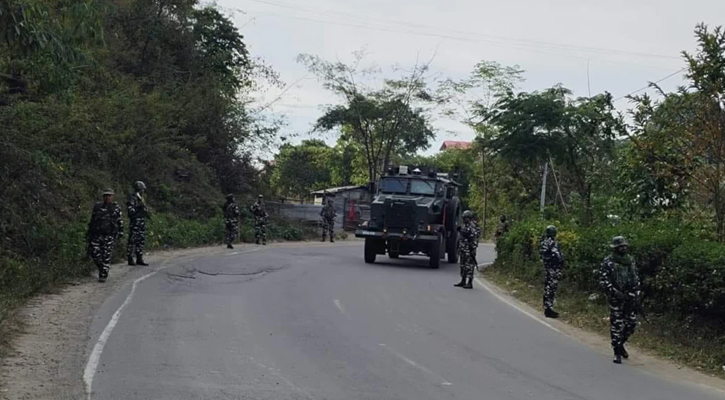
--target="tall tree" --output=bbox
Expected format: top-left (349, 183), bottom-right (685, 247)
top-left (298, 52), bottom-right (437, 185)
top-left (626, 24), bottom-right (725, 239)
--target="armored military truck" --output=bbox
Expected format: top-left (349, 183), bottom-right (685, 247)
top-left (355, 165), bottom-right (462, 268)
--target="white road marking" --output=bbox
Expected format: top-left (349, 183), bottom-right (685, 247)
top-left (474, 270), bottom-right (560, 334)
top-left (227, 251), bottom-right (240, 255)
top-left (379, 344), bottom-right (452, 386)
top-left (83, 248), bottom-right (261, 399)
top-left (333, 299), bottom-right (349, 318)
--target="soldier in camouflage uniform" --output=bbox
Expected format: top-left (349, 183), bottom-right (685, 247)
top-left (223, 194), bottom-right (241, 249)
top-left (87, 189), bottom-right (124, 282)
top-left (250, 194), bottom-right (269, 245)
top-left (494, 215), bottom-right (509, 242)
top-left (126, 181), bottom-right (149, 266)
top-left (600, 236), bottom-right (641, 364)
top-left (540, 225), bottom-right (564, 318)
top-left (320, 198), bottom-right (336, 242)
top-left (455, 210), bottom-right (481, 290)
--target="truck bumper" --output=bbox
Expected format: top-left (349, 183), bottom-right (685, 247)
top-left (355, 230), bottom-right (438, 242)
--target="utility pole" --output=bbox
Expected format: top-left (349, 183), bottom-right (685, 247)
top-left (540, 162), bottom-right (548, 213)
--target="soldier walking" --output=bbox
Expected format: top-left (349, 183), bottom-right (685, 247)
top-left (600, 236), bottom-right (641, 364)
top-left (320, 198), bottom-right (336, 242)
top-left (455, 210), bottom-right (481, 290)
top-left (223, 194), bottom-right (241, 249)
top-left (540, 225), bottom-right (564, 318)
top-left (126, 181), bottom-right (149, 266)
top-left (250, 194), bottom-right (269, 245)
top-left (87, 189), bottom-right (123, 282)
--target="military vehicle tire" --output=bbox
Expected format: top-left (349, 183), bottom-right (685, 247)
top-left (429, 233), bottom-right (442, 269)
top-left (364, 238), bottom-right (377, 263)
top-left (388, 251), bottom-right (399, 259)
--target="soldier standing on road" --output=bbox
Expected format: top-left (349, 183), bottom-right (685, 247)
top-left (600, 236), bottom-right (641, 364)
top-left (126, 181), bottom-right (149, 266)
top-left (251, 194), bottom-right (269, 245)
top-left (455, 210), bottom-right (481, 290)
top-left (87, 189), bottom-right (123, 283)
top-left (540, 225), bottom-right (564, 318)
top-left (320, 198), bottom-right (336, 242)
top-left (223, 194), bottom-right (241, 249)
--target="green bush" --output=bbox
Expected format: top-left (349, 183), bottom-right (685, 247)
top-left (495, 216), bottom-right (725, 320)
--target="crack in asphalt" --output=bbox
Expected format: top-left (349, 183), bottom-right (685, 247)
top-left (194, 267), bottom-right (282, 277)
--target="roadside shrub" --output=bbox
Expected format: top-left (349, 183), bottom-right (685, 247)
top-left (495, 215), bottom-right (725, 321)
top-left (658, 241), bottom-right (725, 318)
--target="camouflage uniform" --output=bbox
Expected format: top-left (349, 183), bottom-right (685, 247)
top-left (87, 200), bottom-right (123, 281)
top-left (540, 231), bottom-right (564, 313)
top-left (458, 220), bottom-right (481, 281)
top-left (494, 216), bottom-right (509, 241)
top-left (223, 197), bottom-right (241, 247)
top-left (600, 252), bottom-right (641, 352)
top-left (320, 202), bottom-right (336, 242)
top-left (126, 192), bottom-right (149, 263)
top-left (250, 200), bottom-right (269, 244)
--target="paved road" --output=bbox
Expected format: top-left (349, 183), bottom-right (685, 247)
top-left (88, 242), bottom-right (723, 400)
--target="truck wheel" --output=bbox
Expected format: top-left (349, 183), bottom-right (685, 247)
top-left (447, 231), bottom-right (459, 263)
top-left (388, 251), bottom-right (399, 259)
top-left (429, 233), bottom-right (441, 269)
top-left (364, 238), bottom-right (377, 264)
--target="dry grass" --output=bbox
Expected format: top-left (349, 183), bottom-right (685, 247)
top-left (485, 265), bottom-right (725, 379)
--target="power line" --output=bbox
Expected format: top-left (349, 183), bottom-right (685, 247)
top-left (245, 0), bottom-right (680, 61)
top-left (613, 68), bottom-right (686, 102)
top-left (244, 9), bottom-right (682, 69)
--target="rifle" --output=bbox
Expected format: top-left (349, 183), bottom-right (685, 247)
top-left (633, 292), bottom-right (650, 323)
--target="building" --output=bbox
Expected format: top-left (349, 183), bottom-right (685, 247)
top-left (310, 185), bottom-right (370, 205)
top-left (439, 140), bottom-right (472, 151)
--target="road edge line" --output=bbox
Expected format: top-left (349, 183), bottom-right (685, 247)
top-left (83, 247), bottom-right (260, 399)
top-left (474, 264), bottom-right (560, 334)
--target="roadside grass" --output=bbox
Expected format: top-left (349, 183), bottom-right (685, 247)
top-left (484, 264), bottom-right (725, 379)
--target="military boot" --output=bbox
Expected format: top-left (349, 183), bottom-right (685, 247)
top-left (619, 344), bottom-right (629, 359)
top-left (255, 238), bottom-right (260, 245)
top-left (454, 277), bottom-right (466, 287)
top-left (613, 347), bottom-right (623, 364)
top-left (227, 244), bottom-right (234, 249)
top-left (544, 308), bottom-right (560, 319)
top-left (136, 255), bottom-right (149, 266)
top-left (330, 237), bottom-right (335, 243)
top-left (463, 278), bottom-right (474, 289)
top-left (322, 235), bottom-right (326, 242)
top-left (262, 239), bottom-right (266, 246)
top-left (127, 256), bottom-right (136, 266)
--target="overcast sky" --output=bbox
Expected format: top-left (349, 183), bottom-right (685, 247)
top-left (216, 0), bottom-right (725, 157)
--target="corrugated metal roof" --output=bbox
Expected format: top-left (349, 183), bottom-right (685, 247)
top-left (310, 185), bottom-right (367, 195)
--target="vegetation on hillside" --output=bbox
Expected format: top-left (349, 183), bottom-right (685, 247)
top-left (0, 0), bottom-right (283, 319)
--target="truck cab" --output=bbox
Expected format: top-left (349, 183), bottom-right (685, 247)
top-left (355, 165), bottom-right (461, 268)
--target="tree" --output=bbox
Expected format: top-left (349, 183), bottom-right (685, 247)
top-left (625, 24), bottom-right (725, 239)
top-left (485, 86), bottom-right (623, 224)
top-left (298, 52), bottom-right (437, 185)
top-left (271, 140), bottom-right (335, 201)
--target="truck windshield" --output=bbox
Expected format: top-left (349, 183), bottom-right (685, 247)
top-left (380, 178), bottom-right (408, 194)
top-left (410, 179), bottom-right (436, 196)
